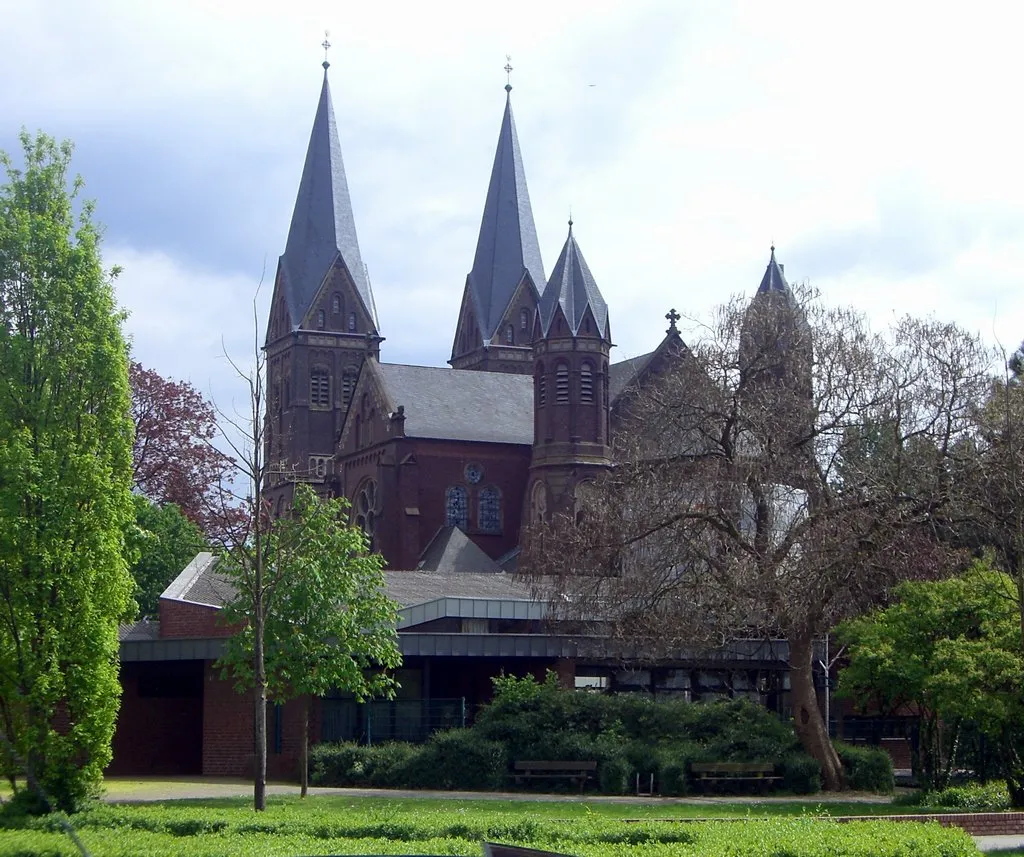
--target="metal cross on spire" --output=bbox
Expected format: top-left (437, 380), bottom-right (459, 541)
top-left (666, 308), bottom-right (681, 334)
top-left (322, 31), bottom-right (332, 70)
top-left (504, 54), bottom-right (513, 93)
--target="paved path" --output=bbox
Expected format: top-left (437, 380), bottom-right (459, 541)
top-left (101, 779), bottom-right (1024, 853)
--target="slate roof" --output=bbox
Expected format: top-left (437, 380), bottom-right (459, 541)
top-left (757, 245), bottom-right (790, 295)
top-left (119, 620), bottom-right (161, 642)
top-left (467, 90), bottom-right (545, 341)
top-left (539, 223), bottom-right (610, 339)
top-left (608, 351), bottom-right (655, 402)
top-left (378, 363), bottom-right (533, 445)
top-left (280, 67), bottom-right (376, 329)
top-left (162, 552), bottom-right (235, 608)
top-left (417, 526), bottom-right (502, 573)
top-left (383, 571), bottom-right (534, 608)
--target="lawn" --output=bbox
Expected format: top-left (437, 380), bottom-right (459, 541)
top-left (0, 792), bottom-right (983, 857)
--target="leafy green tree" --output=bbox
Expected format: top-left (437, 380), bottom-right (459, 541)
top-left (837, 563), bottom-right (1024, 797)
top-left (127, 496), bottom-right (208, 618)
top-left (0, 132), bottom-right (135, 811)
top-left (220, 483), bottom-right (401, 797)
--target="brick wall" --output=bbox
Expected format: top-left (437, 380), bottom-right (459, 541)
top-left (201, 661), bottom-right (313, 780)
top-left (160, 599), bottom-right (231, 638)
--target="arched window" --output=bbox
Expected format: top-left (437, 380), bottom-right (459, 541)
top-left (342, 366), bottom-right (358, 409)
top-left (520, 307), bottom-right (529, 330)
top-left (310, 367), bottom-right (330, 408)
top-left (446, 486), bottom-right (469, 530)
top-left (537, 362), bottom-right (547, 406)
top-left (354, 478), bottom-right (379, 549)
top-left (348, 312), bottom-right (357, 332)
top-left (479, 486), bottom-right (502, 534)
top-left (556, 362), bottom-right (570, 404)
top-left (504, 323), bottom-right (514, 344)
top-left (332, 293), bottom-right (342, 315)
top-left (580, 362), bottom-right (594, 404)
top-left (316, 309), bottom-right (325, 330)
top-left (531, 481), bottom-right (548, 524)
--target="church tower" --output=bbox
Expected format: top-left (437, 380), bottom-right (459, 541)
top-left (527, 221), bottom-right (612, 521)
top-left (264, 59), bottom-right (382, 512)
top-left (739, 246), bottom-right (814, 463)
top-left (449, 79), bottom-right (545, 374)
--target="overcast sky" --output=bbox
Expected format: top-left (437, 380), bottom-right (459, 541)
top-left (2, 1), bottom-right (1022, 416)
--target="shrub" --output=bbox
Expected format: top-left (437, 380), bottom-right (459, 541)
top-left (401, 729), bottom-right (507, 791)
top-left (779, 752), bottom-right (822, 793)
top-left (834, 741), bottom-right (894, 793)
top-left (921, 781), bottom-right (1010, 812)
top-left (309, 742), bottom-right (371, 786)
top-left (597, 754), bottom-right (631, 794)
top-left (364, 741), bottom-right (419, 788)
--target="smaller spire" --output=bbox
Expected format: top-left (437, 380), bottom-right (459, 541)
top-left (321, 31), bottom-right (331, 71)
top-left (666, 308), bottom-right (680, 335)
top-left (504, 54), bottom-right (513, 93)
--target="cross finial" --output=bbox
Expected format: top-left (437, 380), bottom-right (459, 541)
top-left (322, 31), bottom-right (332, 70)
top-left (666, 308), bottom-right (681, 334)
top-left (504, 54), bottom-right (513, 93)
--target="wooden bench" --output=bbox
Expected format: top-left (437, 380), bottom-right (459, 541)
top-left (513, 760), bottom-right (597, 791)
top-left (690, 762), bottom-right (780, 791)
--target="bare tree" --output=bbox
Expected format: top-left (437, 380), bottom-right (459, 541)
top-left (523, 287), bottom-right (992, 791)
top-left (207, 296), bottom-right (277, 812)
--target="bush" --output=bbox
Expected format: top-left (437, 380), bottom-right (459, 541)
top-left (921, 781), bottom-right (1011, 812)
top-left (401, 729), bottom-right (507, 791)
top-left (597, 754), bottom-right (631, 794)
top-left (834, 741), bottom-right (894, 793)
top-left (779, 752), bottom-right (822, 793)
top-left (309, 742), bottom-right (371, 786)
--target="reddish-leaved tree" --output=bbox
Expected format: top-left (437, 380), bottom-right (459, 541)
top-left (130, 361), bottom-right (236, 538)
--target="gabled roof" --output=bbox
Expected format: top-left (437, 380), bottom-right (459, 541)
top-left (384, 571), bottom-right (535, 609)
top-left (377, 363), bottom-right (533, 445)
top-left (467, 90), bottom-right (545, 341)
top-left (280, 66), bottom-right (376, 330)
top-left (416, 525), bottom-right (502, 574)
top-left (538, 222), bottom-right (610, 339)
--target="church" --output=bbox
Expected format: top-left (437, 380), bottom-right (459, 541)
top-left (109, 63), bottom-right (823, 780)
top-left (262, 59), bottom-right (711, 570)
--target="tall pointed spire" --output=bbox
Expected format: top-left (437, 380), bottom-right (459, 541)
top-left (466, 85), bottom-right (545, 340)
top-left (280, 63), bottom-right (376, 330)
top-left (539, 220), bottom-right (610, 340)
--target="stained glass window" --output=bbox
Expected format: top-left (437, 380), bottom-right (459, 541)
top-left (479, 486), bottom-right (501, 534)
top-left (446, 485), bottom-right (468, 530)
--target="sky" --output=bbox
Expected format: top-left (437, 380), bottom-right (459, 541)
top-left (2, 1), bottom-right (1023, 418)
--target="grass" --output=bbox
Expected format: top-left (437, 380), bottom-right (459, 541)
top-left (0, 790), bottom-right (987, 857)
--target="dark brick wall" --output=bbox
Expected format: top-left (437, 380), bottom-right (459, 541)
top-left (109, 661), bottom-right (203, 775)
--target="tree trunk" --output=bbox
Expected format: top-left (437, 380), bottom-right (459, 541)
top-left (788, 631), bottom-right (845, 791)
top-left (253, 610), bottom-right (267, 812)
top-left (300, 695), bottom-right (309, 799)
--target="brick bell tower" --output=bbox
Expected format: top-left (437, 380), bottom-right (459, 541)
top-left (263, 57), bottom-right (382, 514)
top-left (527, 220), bottom-right (613, 523)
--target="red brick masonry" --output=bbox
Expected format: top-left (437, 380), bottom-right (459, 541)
top-left (834, 813), bottom-right (1024, 836)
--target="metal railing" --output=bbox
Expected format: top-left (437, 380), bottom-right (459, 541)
top-left (320, 697), bottom-right (466, 745)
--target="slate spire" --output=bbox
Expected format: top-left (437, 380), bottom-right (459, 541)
top-left (280, 65), bottom-right (377, 329)
top-left (538, 220), bottom-right (610, 340)
top-left (466, 87), bottom-right (545, 340)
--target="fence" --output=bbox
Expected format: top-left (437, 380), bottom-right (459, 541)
top-left (320, 697), bottom-right (466, 745)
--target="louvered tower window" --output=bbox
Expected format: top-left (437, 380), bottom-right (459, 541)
top-left (342, 367), bottom-right (358, 409)
top-left (556, 363), bottom-right (570, 404)
top-left (580, 363), bottom-right (594, 404)
top-left (310, 367), bottom-right (330, 408)
top-left (537, 363), bottom-right (546, 406)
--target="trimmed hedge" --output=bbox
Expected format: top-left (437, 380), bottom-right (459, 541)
top-left (835, 741), bottom-right (894, 794)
